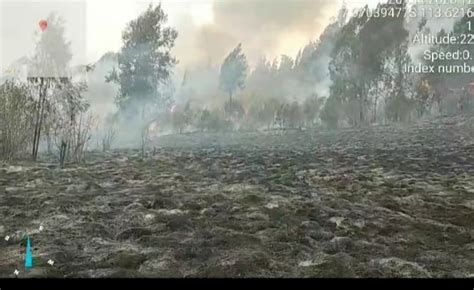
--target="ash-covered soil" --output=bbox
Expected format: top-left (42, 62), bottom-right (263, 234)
top-left (1, 117), bottom-right (473, 278)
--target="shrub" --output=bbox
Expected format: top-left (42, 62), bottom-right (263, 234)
top-left (0, 81), bottom-right (35, 160)
top-left (197, 109), bottom-right (232, 132)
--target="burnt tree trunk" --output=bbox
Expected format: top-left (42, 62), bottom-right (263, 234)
top-left (31, 77), bottom-right (48, 161)
top-left (59, 140), bottom-right (67, 168)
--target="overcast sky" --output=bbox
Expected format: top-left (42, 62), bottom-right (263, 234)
top-left (0, 0), bottom-right (380, 74)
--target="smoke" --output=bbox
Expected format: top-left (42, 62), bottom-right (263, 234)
top-left (169, 0), bottom-right (341, 112)
top-left (173, 0), bottom-right (339, 68)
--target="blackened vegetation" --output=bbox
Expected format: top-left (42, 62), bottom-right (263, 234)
top-left (1, 0), bottom-right (474, 279)
top-left (0, 116), bottom-right (473, 278)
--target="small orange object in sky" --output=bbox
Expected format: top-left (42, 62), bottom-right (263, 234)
top-left (38, 19), bottom-right (48, 32)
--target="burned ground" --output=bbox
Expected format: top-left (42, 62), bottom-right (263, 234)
top-left (0, 116), bottom-right (473, 277)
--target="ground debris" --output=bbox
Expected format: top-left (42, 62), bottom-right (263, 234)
top-left (1, 116), bottom-right (473, 277)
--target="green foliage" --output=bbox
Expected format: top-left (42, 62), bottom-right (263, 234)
top-left (219, 43), bottom-right (249, 102)
top-left (0, 81), bottom-right (35, 160)
top-left (107, 3), bottom-right (178, 115)
top-left (328, 10), bottom-right (367, 123)
top-left (52, 81), bottom-right (92, 165)
top-left (329, 1), bottom-right (413, 125)
top-left (382, 40), bottom-right (413, 123)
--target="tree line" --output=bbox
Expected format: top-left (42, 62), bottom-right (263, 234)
top-left (1, 1), bottom-right (473, 162)
top-left (168, 1), bottom-right (474, 134)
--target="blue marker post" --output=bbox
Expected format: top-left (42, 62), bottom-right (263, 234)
top-left (25, 236), bottom-right (33, 269)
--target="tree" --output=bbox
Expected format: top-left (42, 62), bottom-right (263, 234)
top-left (0, 81), bottom-right (35, 160)
top-left (423, 7), bottom-right (474, 114)
top-left (383, 40), bottom-right (414, 123)
top-left (28, 13), bottom-right (72, 78)
top-left (219, 43), bottom-right (248, 110)
top-left (328, 9), bottom-right (368, 127)
top-left (294, 5), bottom-right (346, 88)
top-left (107, 3), bottom-right (178, 153)
top-left (328, 1), bottom-right (412, 126)
top-left (28, 13), bottom-right (73, 161)
top-left (303, 95), bottom-right (325, 127)
top-left (51, 81), bottom-right (92, 167)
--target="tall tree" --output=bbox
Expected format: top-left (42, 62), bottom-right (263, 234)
top-left (423, 6), bottom-right (474, 114)
top-left (294, 4), bottom-right (347, 88)
top-left (28, 13), bottom-right (73, 160)
top-left (327, 1), bottom-right (411, 126)
top-left (106, 3), bottom-right (177, 154)
top-left (328, 10), bottom-right (368, 126)
top-left (0, 81), bottom-right (35, 160)
top-left (29, 13), bottom-right (72, 78)
top-left (107, 3), bottom-right (178, 121)
top-left (219, 43), bottom-right (248, 109)
top-left (52, 81), bottom-right (90, 167)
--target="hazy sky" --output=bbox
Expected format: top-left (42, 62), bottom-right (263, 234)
top-left (0, 0), bottom-right (380, 73)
